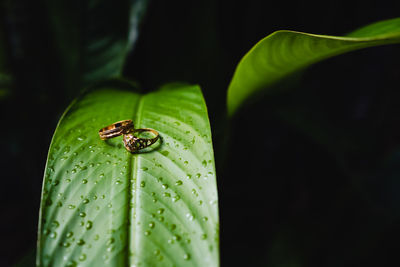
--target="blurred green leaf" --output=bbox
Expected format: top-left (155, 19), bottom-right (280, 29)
top-left (227, 17), bottom-right (400, 116)
top-left (37, 81), bottom-right (219, 266)
top-left (44, 0), bottom-right (148, 93)
top-left (0, 72), bottom-right (12, 100)
top-left (0, 17), bottom-right (12, 100)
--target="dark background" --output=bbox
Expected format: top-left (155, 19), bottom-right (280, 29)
top-left (1, 0), bottom-right (400, 266)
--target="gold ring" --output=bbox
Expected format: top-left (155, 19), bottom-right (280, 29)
top-left (123, 128), bottom-right (160, 152)
top-left (99, 120), bottom-right (134, 140)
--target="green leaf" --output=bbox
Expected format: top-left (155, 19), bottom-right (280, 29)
top-left (44, 0), bottom-right (148, 93)
top-left (37, 81), bottom-right (219, 266)
top-left (227, 17), bottom-right (400, 116)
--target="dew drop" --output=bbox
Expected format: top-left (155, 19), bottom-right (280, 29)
top-left (45, 199), bottom-right (53, 206)
top-left (201, 234), bottom-right (207, 240)
top-left (172, 195), bottom-right (180, 202)
top-left (173, 234), bottom-right (181, 241)
top-left (52, 221), bottom-right (60, 228)
top-left (106, 238), bottom-right (115, 246)
top-left (202, 216), bottom-right (208, 222)
top-left (66, 260), bottom-right (77, 267)
top-left (140, 181), bottom-right (146, 187)
top-left (196, 173), bottom-right (201, 178)
top-left (154, 249), bottom-right (160, 255)
top-left (61, 241), bottom-right (70, 247)
top-left (149, 222), bottom-right (155, 228)
top-left (162, 184), bottom-right (168, 189)
top-left (63, 146), bottom-right (70, 154)
top-left (141, 167), bottom-right (148, 171)
top-left (210, 199), bottom-right (217, 205)
top-left (82, 179), bottom-right (88, 184)
top-left (79, 212), bottom-right (86, 217)
top-left (66, 231), bottom-right (73, 238)
top-left (175, 180), bottom-right (183, 186)
top-left (83, 199), bottom-right (89, 204)
top-left (115, 180), bottom-right (122, 185)
top-left (170, 224), bottom-right (176, 230)
top-left (162, 192), bottom-right (170, 198)
top-left (77, 135), bottom-right (86, 141)
top-left (157, 208), bottom-right (164, 214)
top-left (161, 151), bottom-right (169, 156)
top-left (79, 254), bottom-right (87, 261)
top-left (50, 232), bottom-right (57, 239)
top-left (86, 221), bottom-right (93, 230)
top-left (68, 205), bottom-right (76, 209)
top-left (144, 230), bottom-right (151, 236)
top-left (183, 253), bottom-right (191, 260)
top-left (77, 239), bottom-right (85, 246)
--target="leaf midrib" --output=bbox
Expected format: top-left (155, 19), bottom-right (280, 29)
top-left (127, 93), bottom-right (145, 265)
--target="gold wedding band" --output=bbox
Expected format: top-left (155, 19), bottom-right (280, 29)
top-left (98, 120), bottom-right (134, 140)
top-left (123, 128), bottom-right (160, 153)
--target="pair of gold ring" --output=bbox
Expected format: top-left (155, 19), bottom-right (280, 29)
top-left (99, 120), bottom-right (159, 152)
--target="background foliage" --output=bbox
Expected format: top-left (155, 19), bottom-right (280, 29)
top-left (1, 0), bottom-right (400, 266)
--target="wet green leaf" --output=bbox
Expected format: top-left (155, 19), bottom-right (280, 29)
top-left (37, 81), bottom-right (219, 266)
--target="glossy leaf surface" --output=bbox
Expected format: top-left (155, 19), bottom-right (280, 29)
top-left (227, 17), bottom-right (400, 116)
top-left (37, 81), bottom-right (219, 266)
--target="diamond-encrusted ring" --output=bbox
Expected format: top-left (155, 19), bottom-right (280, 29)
top-left (123, 128), bottom-right (160, 153)
top-left (98, 120), bottom-right (134, 140)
